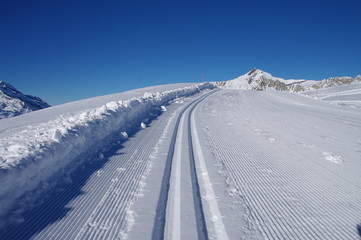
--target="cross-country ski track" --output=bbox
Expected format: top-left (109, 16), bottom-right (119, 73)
top-left (1, 88), bottom-right (361, 239)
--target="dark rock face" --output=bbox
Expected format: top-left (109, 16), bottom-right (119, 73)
top-left (0, 80), bottom-right (51, 119)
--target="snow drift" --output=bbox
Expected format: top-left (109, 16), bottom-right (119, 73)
top-left (0, 83), bottom-right (214, 219)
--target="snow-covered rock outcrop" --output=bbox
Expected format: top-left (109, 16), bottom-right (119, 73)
top-left (0, 80), bottom-right (50, 119)
top-left (215, 68), bottom-right (361, 92)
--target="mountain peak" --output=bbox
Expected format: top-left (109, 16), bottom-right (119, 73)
top-left (245, 68), bottom-right (273, 78)
top-left (247, 68), bottom-right (263, 75)
top-left (0, 81), bottom-right (51, 119)
top-left (217, 68), bottom-right (310, 91)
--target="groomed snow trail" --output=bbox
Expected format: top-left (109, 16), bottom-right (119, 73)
top-left (152, 90), bottom-right (228, 240)
top-left (0, 93), bottom-right (207, 240)
top-left (2, 87), bottom-right (361, 240)
top-left (198, 90), bottom-right (361, 239)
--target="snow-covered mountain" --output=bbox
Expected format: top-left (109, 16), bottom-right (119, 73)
top-left (0, 80), bottom-right (51, 119)
top-left (216, 68), bottom-right (361, 92)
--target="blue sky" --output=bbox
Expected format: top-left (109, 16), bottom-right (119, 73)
top-left (1, 0), bottom-right (360, 105)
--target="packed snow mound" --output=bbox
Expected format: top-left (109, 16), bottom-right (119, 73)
top-left (0, 82), bottom-right (214, 219)
top-left (0, 80), bottom-right (51, 119)
top-left (215, 68), bottom-right (361, 92)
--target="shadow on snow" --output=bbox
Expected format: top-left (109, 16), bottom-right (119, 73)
top-left (1, 143), bottom-right (125, 240)
top-left (0, 113), bottom-right (162, 240)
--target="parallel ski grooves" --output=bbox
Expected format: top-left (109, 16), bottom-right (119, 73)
top-left (3, 102), bottom-right (179, 240)
top-left (187, 97), bottom-right (209, 240)
top-left (200, 90), bottom-right (361, 240)
top-left (151, 101), bottom-right (188, 240)
top-left (151, 92), bottom-right (214, 240)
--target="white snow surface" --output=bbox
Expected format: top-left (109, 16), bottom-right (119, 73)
top-left (0, 83), bottom-right (196, 137)
top-left (1, 78), bottom-right (361, 239)
top-left (197, 89), bottom-right (361, 239)
top-left (302, 81), bottom-right (361, 108)
top-left (0, 82), bottom-right (213, 220)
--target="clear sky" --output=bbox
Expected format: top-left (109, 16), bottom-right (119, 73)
top-left (1, 0), bottom-right (360, 105)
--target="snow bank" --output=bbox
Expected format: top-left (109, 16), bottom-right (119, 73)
top-left (0, 83), bottom-right (214, 218)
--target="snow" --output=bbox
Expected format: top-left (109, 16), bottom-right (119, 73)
top-left (1, 75), bottom-right (361, 239)
top-left (220, 68), bottom-right (312, 90)
top-left (322, 152), bottom-right (343, 164)
top-left (120, 131), bottom-right (128, 139)
top-left (0, 83), bottom-right (197, 138)
top-left (302, 82), bottom-right (361, 108)
top-left (191, 108), bottom-right (229, 240)
top-left (0, 82), bottom-right (213, 222)
top-left (197, 89), bottom-right (361, 239)
top-left (218, 68), bottom-right (360, 93)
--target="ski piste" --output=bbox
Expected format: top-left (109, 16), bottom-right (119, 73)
top-left (1, 80), bottom-right (361, 239)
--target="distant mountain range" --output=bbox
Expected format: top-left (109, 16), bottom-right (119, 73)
top-left (2, 69), bottom-right (360, 119)
top-left (0, 80), bottom-right (51, 119)
top-left (216, 68), bottom-right (361, 92)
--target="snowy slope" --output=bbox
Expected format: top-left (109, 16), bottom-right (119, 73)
top-left (0, 83), bottom-right (198, 137)
top-left (0, 80), bottom-right (50, 119)
top-left (216, 68), bottom-right (361, 92)
top-left (0, 82), bottom-right (213, 226)
top-left (302, 82), bottom-right (361, 109)
top-left (196, 90), bottom-right (361, 239)
top-left (1, 78), bottom-right (361, 239)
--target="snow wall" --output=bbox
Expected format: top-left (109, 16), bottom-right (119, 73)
top-left (0, 83), bottom-right (214, 219)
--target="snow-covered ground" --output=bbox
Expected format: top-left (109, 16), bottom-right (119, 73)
top-left (0, 83), bottom-right (198, 137)
top-left (197, 90), bottom-right (361, 239)
top-left (302, 82), bottom-right (361, 109)
top-left (0, 83), bottom-right (213, 230)
top-left (1, 81), bottom-right (361, 239)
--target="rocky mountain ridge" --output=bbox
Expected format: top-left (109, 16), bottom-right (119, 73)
top-left (0, 80), bottom-right (51, 119)
top-left (216, 68), bottom-right (361, 92)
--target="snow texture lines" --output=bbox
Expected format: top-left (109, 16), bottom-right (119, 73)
top-left (152, 91), bottom-right (219, 240)
top-left (190, 101), bottom-right (229, 240)
top-left (200, 90), bottom-right (361, 240)
top-left (151, 100), bottom-right (187, 240)
top-left (1, 99), bottom-right (179, 240)
top-left (165, 113), bottom-right (184, 240)
top-left (0, 83), bottom-right (214, 223)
